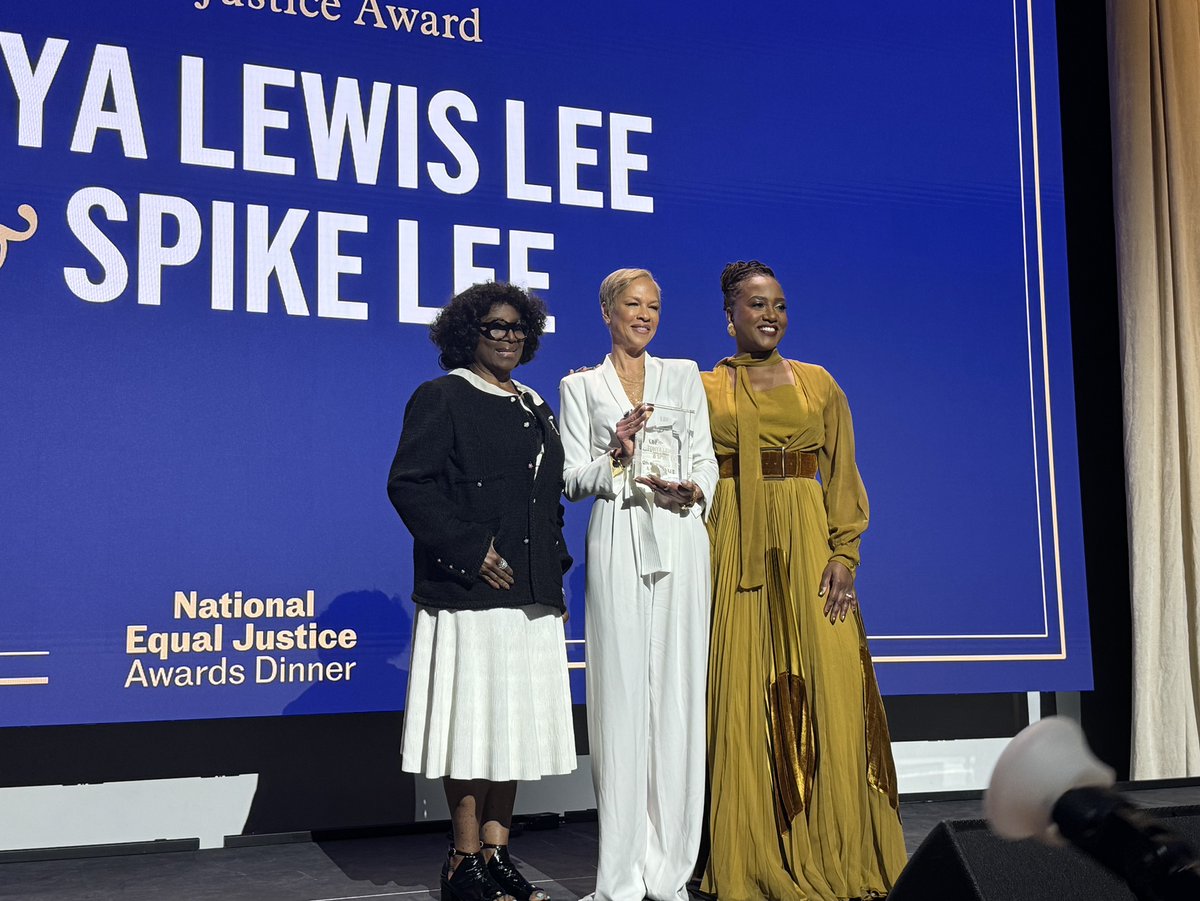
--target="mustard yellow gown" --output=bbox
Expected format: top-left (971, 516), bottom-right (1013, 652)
top-left (700, 357), bottom-right (907, 901)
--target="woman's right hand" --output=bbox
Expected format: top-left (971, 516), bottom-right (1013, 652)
top-left (613, 403), bottom-right (654, 462)
top-left (480, 540), bottom-right (515, 590)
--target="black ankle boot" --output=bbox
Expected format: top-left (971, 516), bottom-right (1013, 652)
top-left (482, 843), bottom-right (550, 901)
top-left (441, 848), bottom-right (510, 901)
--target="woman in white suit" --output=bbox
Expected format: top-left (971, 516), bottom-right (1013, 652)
top-left (559, 268), bottom-right (718, 901)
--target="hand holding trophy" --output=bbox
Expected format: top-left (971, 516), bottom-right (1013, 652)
top-left (632, 403), bottom-right (701, 512)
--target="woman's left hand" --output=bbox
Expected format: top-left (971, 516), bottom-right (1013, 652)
top-left (635, 476), bottom-right (703, 512)
top-left (818, 561), bottom-right (857, 624)
top-left (480, 540), bottom-right (515, 591)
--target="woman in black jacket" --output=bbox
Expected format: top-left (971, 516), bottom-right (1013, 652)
top-left (388, 282), bottom-right (574, 901)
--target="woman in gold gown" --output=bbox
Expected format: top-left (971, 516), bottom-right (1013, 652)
top-left (700, 261), bottom-right (907, 900)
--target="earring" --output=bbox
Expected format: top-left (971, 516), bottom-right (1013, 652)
top-left (727, 323), bottom-right (735, 336)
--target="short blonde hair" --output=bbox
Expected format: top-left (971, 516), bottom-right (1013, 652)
top-left (598, 268), bottom-right (661, 313)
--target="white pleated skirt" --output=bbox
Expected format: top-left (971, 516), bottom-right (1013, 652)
top-left (401, 603), bottom-right (577, 781)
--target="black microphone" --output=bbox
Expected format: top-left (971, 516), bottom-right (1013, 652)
top-left (985, 716), bottom-right (1200, 901)
top-left (1052, 785), bottom-right (1200, 899)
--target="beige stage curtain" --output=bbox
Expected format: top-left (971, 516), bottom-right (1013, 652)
top-left (1107, 0), bottom-right (1200, 779)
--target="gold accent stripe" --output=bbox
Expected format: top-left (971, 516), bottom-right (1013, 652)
top-left (870, 631), bottom-right (1049, 641)
top-left (768, 671), bottom-right (813, 834)
top-left (0, 677), bottom-right (49, 686)
top-left (762, 551), bottom-right (814, 834)
top-left (1026, 0), bottom-right (1068, 660)
top-left (874, 651), bottom-right (1066, 664)
top-left (870, 2), bottom-right (1071, 658)
top-left (1014, 0), bottom-right (1052, 643)
top-left (861, 645), bottom-right (899, 810)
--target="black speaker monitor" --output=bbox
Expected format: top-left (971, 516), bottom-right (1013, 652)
top-left (891, 810), bottom-right (1200, 901)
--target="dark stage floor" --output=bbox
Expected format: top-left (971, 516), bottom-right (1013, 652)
top-left (3, 785), bottom-right (1200, 901)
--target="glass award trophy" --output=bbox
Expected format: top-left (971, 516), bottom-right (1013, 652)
top-left (634, 404), bottom-right (691, 483)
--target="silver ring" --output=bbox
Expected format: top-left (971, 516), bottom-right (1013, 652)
top-left (498, 558), bottom-right (510, 571)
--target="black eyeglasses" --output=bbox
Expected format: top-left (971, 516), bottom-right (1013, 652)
top-left (478, 320), bottom-right (528, 340)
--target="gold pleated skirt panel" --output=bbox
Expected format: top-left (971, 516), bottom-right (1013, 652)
top-left (703, 475), bottom-right (907, 901)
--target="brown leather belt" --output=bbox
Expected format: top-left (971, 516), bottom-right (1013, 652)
top-left (717, 448), bottom-right (818, 480)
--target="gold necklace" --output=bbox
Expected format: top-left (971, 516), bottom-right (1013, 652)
top-left (615, 367), bottom-right (644, 405)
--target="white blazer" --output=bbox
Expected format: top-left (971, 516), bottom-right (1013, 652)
top-left (559, 354), bottom-right (719, 577)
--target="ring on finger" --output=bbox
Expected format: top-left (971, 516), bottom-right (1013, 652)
top-left (498, 557), bottom-right (510, 571)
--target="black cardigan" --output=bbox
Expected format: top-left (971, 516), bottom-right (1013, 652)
top-left (387, 374), bottom-right (572, 612)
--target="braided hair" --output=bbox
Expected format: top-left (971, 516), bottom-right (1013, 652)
top-left (720, 260), bottom-right (776, 314)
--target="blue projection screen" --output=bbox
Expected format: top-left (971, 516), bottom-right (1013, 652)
top-left (0, 1), bottom-right (1090, 728)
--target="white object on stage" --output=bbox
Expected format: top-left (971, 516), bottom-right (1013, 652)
top-left (983, 715), bottom-right (1115, 843)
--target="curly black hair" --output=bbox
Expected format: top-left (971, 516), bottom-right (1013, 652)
top-left (428, 282), bottom-right (548, 371)
top-left (720, 260), bottom-right (776, 314)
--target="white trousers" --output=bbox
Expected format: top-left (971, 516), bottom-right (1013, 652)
top-left (585, 559), bottom-right (709, 901)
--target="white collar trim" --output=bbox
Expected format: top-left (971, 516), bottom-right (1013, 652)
top-left (450, 368), bottom-right (545, 406)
